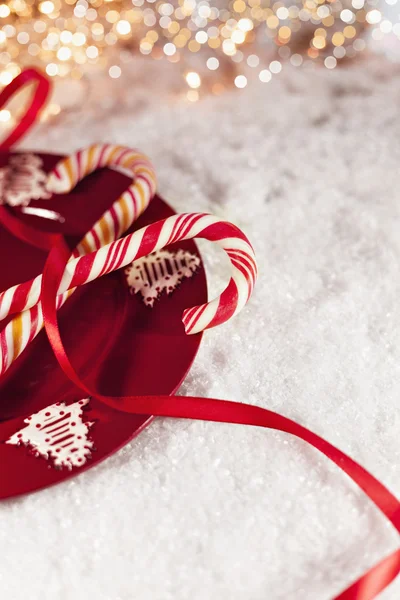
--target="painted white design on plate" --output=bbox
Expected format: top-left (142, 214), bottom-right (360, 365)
top-left (125, 248), bottom-right (200, 307)
top-left (6, 399), bottom-right (94, 469)
top-left (0, 153), bottom-right (51, 207)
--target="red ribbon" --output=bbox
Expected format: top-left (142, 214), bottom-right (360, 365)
top-left (40, 234), bottom-right (400, 600)
top-left (0, 67), bottom-right (54, 250)
top-left (0, 67), bottom-right (51, 151)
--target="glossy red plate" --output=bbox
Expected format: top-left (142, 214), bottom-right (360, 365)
top-left (0, 152), bottom-right (207, 499)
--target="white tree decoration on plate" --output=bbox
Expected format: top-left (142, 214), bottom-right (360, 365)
top-left (0, 153), bottom-right (51, 207)
top-left (7, 399), bottom-right (94, 469)
top-left (125, 248), bottom-right (201, 307)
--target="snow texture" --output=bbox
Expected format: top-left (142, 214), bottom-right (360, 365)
top-left (1, 56), bottom-right (400, 600)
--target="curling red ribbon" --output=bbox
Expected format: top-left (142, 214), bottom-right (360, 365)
top-left (40, 234), bottom-right (400, 600)
top-left (0, 67), bottom-right (51, 151)
top-left (0, 67), bottom-right (54, 251)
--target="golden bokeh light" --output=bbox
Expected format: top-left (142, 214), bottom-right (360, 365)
top-left (0, 0), bottom-right (393, 102)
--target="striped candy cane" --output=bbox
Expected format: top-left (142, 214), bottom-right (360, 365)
top-left (47, 143), bottom-right (157, 257)
top-left (0, 213), bottom-right (257, 376)
top-left (0, 144), bottom-right (157, 375)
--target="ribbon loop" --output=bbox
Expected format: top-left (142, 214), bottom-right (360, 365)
top-left (0, 68), bottom-right (53, 249)
top-left (0, 68), bottom-right (51, 151)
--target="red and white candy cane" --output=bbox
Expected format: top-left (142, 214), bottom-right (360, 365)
top-left (0, 213), bottom-right (257, 376)
top-left (0, 144), bottom-right (156, 374)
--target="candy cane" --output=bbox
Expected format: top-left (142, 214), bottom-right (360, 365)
top-left (0, 144), bottom-right (157, 374)
top-left (0, 213), bottom-right (257, 376)
top-left (47, 143), bottom-right (157, 257)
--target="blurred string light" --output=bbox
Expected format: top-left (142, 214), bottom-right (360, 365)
top-left (0, 0), bottom-right (396, 104)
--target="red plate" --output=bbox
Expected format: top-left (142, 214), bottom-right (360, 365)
top-left (0, 151), bottom-right (207, 499)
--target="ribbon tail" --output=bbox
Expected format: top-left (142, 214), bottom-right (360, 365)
top-left (335, 548), bottom-right (400, 600)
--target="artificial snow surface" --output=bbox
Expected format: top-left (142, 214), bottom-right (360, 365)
top-left (1, 57), bottom-right (400, 599)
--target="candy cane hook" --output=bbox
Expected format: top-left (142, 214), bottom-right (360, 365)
top-left (0, 144), bottom-right (157, 375)
top-left (47, 143), bottom-right (157, 257)
top-left (0, 213), bottom-right (257, 366)
top-left (60, 212), bottom-right (257, 333)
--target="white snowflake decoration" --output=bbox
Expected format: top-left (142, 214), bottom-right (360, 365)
top-left (0, 153), bottom-right (51, 207)
top-left (125, 248), bottom-right (201, 307)
top-left (7, 399), bottom-right (94, 469)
